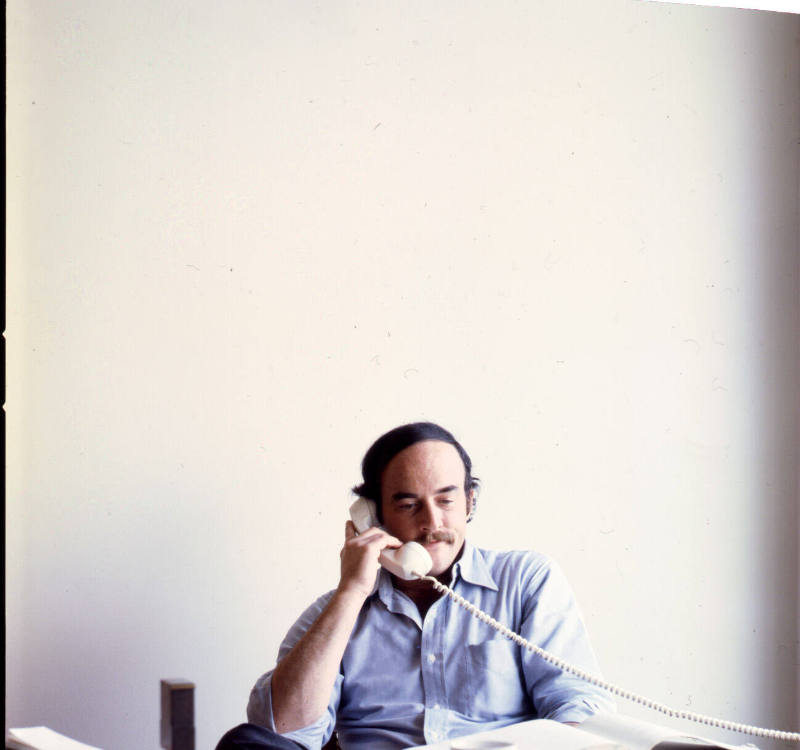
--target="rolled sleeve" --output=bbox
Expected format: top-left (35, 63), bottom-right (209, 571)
top-left (247, 670), bottom-right (341, 750)
top-left (546, 698), bottom-right (612, 724)
top-left (247, 591), bottom-right (342, 750)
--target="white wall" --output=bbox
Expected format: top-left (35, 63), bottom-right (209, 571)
top-left (6, 2), bottom-right (799, 750)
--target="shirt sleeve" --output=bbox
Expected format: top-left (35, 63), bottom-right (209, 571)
top-left (517, 554), bottom-right (616, 723)
top-left (247, 591), bottom-right (343, 750)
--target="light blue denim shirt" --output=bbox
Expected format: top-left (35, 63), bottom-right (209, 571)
top-left (248, 543), bottom-right (614, 750)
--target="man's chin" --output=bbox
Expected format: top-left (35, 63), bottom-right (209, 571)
top-left (424, 542), bottom-right (460, 576)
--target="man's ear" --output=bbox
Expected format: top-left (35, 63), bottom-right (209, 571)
top-left (466, 490), bottom-right (477, 522)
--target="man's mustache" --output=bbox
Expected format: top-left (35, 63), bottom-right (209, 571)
top-left (417, 530), bottom-right (456, 544)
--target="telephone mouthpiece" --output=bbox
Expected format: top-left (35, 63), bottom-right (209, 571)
top-left (379, 542), bottom-right (433, 580)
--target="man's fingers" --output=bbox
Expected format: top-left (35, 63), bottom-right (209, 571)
top-left (380, 533), bottom-right (403, 550)
top-left (360, 530), bottom-right (402, 551)
top-left (345, 525), bottom-right (402, 551)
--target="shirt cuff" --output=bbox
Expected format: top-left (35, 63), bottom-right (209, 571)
top-left (545, 697), bottom-right (616, 725)
top-left (247, 670), bottom-right (335, 750)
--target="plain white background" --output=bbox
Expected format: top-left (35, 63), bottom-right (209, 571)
top-left (6, 2), bottom-right (799, 750)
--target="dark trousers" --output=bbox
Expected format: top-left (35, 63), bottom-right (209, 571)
top-left (215, 723), bottom-right (305, 750)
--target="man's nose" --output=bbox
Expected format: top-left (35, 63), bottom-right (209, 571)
top-left (418, 500), bottom-right (442, 530)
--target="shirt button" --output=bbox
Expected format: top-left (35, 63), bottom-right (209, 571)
top-left (427, 653), bottom-right (436, 664)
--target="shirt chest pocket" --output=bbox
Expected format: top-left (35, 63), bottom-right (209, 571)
top-left (456, 638), bottom-right (531, 720)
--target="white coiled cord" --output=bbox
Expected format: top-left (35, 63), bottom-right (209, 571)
top-left (420, 574), bottom-right (800, 744)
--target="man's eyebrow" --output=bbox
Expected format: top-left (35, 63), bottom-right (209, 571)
top-left (390, 485), bottom-right (459, 502)
top-left (436, 485), bottom-right (459, 494)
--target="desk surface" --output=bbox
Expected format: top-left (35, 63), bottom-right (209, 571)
top-left (405, 719), bottom-right (618, 750)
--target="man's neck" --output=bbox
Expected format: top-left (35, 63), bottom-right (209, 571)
top-left (392, 572), bottom-right (449, 617)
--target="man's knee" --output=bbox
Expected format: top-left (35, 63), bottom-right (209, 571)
top-left (215, 723), bottom-right (304, 750)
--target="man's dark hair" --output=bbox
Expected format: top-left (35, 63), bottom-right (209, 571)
top-left (352, 421), bottom-right (480, 522)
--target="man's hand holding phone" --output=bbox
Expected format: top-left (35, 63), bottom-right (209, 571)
top-left (339, 521), bottom-right (402, 599)
top-left (270, 521), bottom-right (401, 733)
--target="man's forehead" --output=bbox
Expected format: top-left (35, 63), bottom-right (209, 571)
top-left (382, 440), bottom-right (466, 482)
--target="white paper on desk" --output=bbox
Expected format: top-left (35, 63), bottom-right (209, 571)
top-left (405, 718), bottom-right (624, 749)
top-left (7, 727), bottom-right (104, 750)
top-left (580, 714), bottom-right (759, 750)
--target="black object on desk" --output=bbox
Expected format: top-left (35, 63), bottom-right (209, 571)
top-left (160, 679), bottom-right (195, 750)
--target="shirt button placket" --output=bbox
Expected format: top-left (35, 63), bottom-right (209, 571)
top-left (420, 607), bottom-right (447, 744)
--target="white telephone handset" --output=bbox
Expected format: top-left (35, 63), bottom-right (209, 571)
top-left (349, 497), bottom-right (433, 580)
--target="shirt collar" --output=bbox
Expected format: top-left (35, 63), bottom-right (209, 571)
top-left (376, 566), bottom-right (393, 601)
top-left (452, 541), bottom-right (499, 591)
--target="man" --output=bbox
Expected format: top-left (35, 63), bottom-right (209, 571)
top-left (217, 422), bottom-right (613, 750)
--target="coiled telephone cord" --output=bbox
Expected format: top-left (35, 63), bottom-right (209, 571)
top-left (420, 574), bottom-right (800, 744)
